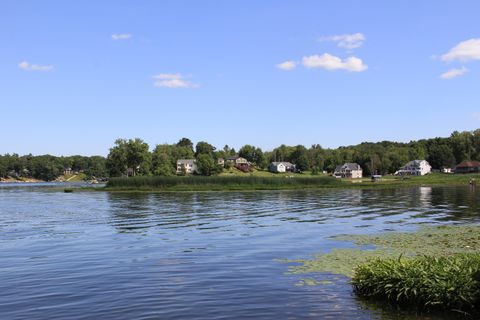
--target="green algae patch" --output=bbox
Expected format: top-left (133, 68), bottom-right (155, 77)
top-left (335, 225), bottom-right (480, 257)
top-left (295, 278), bottom-right (334, 286)
top-left (287, 248), bottom-right (397, 278)
top-left (285, 225), bottom-right (480, 278)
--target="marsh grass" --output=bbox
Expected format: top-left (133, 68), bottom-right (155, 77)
top-left (104, 173), bottom-right (478, 191)
top-left (352, 254), bottom-right (480, 313)
top-left (106, 175), bottom-right (342, 191)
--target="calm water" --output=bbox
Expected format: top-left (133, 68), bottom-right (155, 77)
top-left (0, 184), bottom-right (479, 319)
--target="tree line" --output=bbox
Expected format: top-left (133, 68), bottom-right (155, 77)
top-left (0, 154), bottom-right (107, 181)
top-left (2, 129), bottom-right (480, 180)
top-left (105, 129), bottom-right (480, 177)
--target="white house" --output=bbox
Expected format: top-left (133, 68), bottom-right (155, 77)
top-left (176, 159), bottom-right (197, 174)
top-left (333, 163), bottom-right (363, 178)
top-left (269, 162), bottom-right (296, 173)
top-left (396, 160), bottom-right (431, 176)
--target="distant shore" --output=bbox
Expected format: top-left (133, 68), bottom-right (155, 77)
top-left (0, 177), bottom-right (44, 183)
top-left (101, 173), bottom-right (477, 192)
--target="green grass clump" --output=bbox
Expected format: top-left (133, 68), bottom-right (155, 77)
top-left (352, 253), bottom-right (480, 313)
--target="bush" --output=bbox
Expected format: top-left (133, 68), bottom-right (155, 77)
top-left (352, 253), bottom-right (480, 313)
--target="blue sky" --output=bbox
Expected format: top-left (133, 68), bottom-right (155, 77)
top-left (2, 1), bottom-right (480, 156)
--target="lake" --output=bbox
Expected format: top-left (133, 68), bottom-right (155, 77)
top-left (1, 184), bottom-right (478, 319)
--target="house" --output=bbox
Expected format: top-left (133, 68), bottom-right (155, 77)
top-left (454, 161), bottom-right (480, 174)
top-left (64, 167), bottom-right (73, 175)
top-left (217, 158), bottom-right (225, 167)
top-left (269, 162), bottom-right (296, 173)
top-left (225, 156), bottom-right (248, 166)
top-left (126, 167), bottom-right (140, 177)
top-left (176, 159), bottom-right (197, 174)
top-left (441, 167), bottom-right (452, 174)
top-left (333, 163), bottom-right (363, 178)
top-left (395, 160), bottom-right (431, 176)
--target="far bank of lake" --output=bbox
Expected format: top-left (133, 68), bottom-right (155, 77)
top-left (102, 173), bottom-right (478, 192)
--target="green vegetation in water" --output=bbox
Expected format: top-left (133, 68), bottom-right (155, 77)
top-left (287, 225), bottom-right (480, 277)
top-left (105, 175), bottom-right (343, 191)
top-left (285, 225), bottom-right (480, 315)
top-left (352, 253), bottom-right (480, 313)
top-left (295, 278), bottom-right (334, 286)
top-left (104, 173), bottom-right (477, 191)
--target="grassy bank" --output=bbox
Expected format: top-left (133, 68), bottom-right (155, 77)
top-left (104, 173), bottom-right (477, 191)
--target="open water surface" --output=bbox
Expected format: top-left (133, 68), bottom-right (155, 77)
top-left (0, 184), bottom-right (479, 319)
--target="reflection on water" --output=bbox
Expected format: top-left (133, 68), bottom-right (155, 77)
top-left (0, 185), bottom-right (479, 319)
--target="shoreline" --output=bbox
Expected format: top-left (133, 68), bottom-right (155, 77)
top-left (99, 173), bottom-right (476, 192)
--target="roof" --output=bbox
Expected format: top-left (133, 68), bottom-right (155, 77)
top-left (177, 159), bottom-right (196, 165)
top-left (401, 160), bottom-right (429, 168)
top-left (335, 163), bottom-right (362, 171)
top-left (455, 161), bottom-right (480, 168)
top-left (270, 162), bottom-right (294, 166)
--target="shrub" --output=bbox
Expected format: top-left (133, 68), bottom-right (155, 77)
top-left (352, 253), bottom-right (480, 313)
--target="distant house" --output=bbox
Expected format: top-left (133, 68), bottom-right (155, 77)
top-left (441, 167), bottom-right (452, 174)
top-left (395, 160), bottom-right (431, 176)
top-left (126, 167), bottom-right (140, 177)
top-left (225, 156), bottom-right (248, 166)
top-left (64, 167), bottom-right (73, 175)
top-left (269, 162), bottom-right (296, 173)
top-left (333, 163), bottom-right (363, 178)
top-left (217, 158), bottom-right (225, 167)
top-left (454, 161), bottom-right (480, 174)
top-left (176, 159), bottom-right (197, 175)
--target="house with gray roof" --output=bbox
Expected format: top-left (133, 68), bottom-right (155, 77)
top-left (333, 163), bottom-right (362, 178)
top-left (395, 160), bottom-right (431, 176)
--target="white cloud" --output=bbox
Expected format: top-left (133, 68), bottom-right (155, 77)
top-left (112, 33), bottom-right (132, 40)
top-left (302, 53), bottom-right (368, 72)
top-left (276, 60), bottom-right (297, 71)
top-left (440, 67), bottom-right (468, 80)
top-left (441, 38), bottom-right (480, 62)
top-left (153, 73), bottom-right (199, 89)
top-left (319, 33), bottom-right (366, 49)
top-left (18, 61), bottom-right (54, 72)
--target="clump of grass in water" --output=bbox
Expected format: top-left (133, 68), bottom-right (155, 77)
top-left (352, 253), bottom-right (480, 314)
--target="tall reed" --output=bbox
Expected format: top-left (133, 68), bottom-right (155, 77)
top-left (106, 175), bottom-right (342, 190)
top-left (352, 253), bottom-right (480, 313)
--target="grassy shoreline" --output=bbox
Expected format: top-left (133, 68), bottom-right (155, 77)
top-left (101, 173), bottom-right (478, 192)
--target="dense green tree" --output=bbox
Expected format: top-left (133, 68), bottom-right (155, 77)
top-left (239, 145), bottom-right (266, 167)
top-left (428, 144), bottom-right (456, 169)
top-left (176, 138), bottom-right (194, 153)
top-left (196, 154), bottom-right (217, 176)
top-left (195, 141), bottom-right (216, 157)
top-left (152, 152), bottom-right (175, 176)
top-left (106, 139), bottom-right (128, 176)
top-left (125, 138), bottom-right (151, 176)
